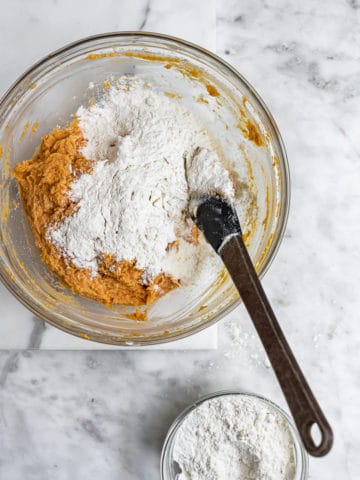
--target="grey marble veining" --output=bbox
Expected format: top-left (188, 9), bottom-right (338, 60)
top-left (218, 1), bottom-right (360, 478)
top-left (0, 0), bottom-right (218, 350)
top-left (1, 0), bottom-right (360, 479)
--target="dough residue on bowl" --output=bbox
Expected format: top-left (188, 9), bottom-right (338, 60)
top-left (14, 77), bottom-right (242, 307)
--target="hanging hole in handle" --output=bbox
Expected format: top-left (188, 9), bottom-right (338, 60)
top-left (302, 420), bottom-right (333, 456)
top-left (310, 422), bottom-right (322, 447)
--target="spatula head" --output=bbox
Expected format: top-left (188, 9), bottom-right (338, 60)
top-left (191, 196), bottom-right (241, 253)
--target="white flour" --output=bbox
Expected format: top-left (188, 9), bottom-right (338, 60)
top-left (173, 395), bottom-right (296, 480)
top-left (186, 147), bottom-right (234, 201)
top-left (49, 77), bottom-right (234, 282)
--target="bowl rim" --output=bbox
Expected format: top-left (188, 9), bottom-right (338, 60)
top-left (0, 31), bottom-right (290, 346)
top-left (160, 390), bottom-right (308, 480)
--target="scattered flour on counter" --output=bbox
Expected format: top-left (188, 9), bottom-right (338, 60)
top-left (173, 395), bottom-right (296, 480)
top-left (49, 76), bottom-right (233, 282)
top-left (223, 321), bottom-right (271, 369)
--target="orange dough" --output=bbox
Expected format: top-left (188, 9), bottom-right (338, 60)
top-left (14, 122), bottom-right (179, 307)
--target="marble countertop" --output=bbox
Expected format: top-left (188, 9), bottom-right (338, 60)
top-left (1, 0), bottom-right (359, 478)
top-left (0, 0), bottom-right (218, 352)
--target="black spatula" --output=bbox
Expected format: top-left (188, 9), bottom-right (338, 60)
top-left (193, 195), bottom-right (333, 457)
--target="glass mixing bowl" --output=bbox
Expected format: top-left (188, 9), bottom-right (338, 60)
top-left (161, 391), bottom-right (308, 480)
top-left (0, 32), bottom-right (289, 345)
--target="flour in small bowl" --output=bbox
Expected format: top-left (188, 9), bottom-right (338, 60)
top-left (49, 76), bottom-right (236, 285)
top-left (172, 394), bottom-right (296, 480)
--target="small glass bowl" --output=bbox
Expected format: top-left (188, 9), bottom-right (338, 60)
top-left (161, 391), bottom-right (308, 480)
top-left (0, 32), bottom-right (290, 345)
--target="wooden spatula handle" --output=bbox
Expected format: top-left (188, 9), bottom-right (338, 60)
top-left (220, 235), bottom-right (333, 456)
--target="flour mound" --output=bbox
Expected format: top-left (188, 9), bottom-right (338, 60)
top-left (49, 77), bottom-right (225, 282)
top-left (173, 395), bottom-right (296, 480)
